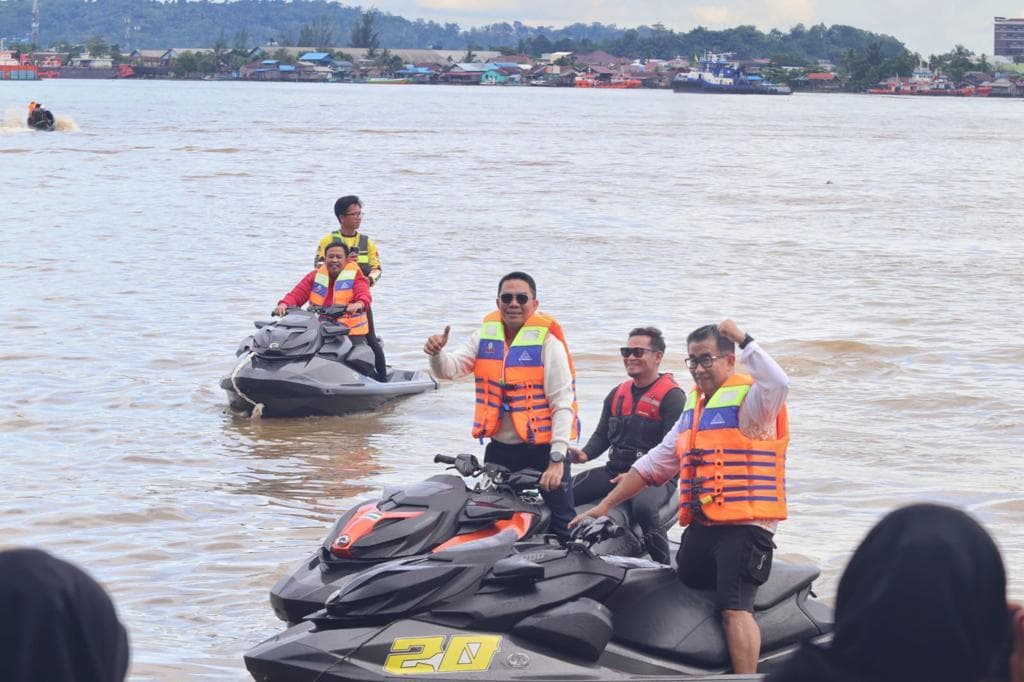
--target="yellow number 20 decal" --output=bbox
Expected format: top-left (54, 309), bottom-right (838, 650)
top-left (383, 634), bottom-right (501, 675)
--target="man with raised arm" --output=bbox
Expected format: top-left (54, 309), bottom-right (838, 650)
top-left (571, 319), bottom-right (790, 675)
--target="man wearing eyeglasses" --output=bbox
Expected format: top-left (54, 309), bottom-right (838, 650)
top-left (571, 320), bottom-right (789, 675)
top-left (568, 327), bottom-right (682, 564)
top-left (424, 271), bottom-right (580, 542)
top-left (314, 196), bottom-right (382, 286)
top-left (315, 195), bottom-right (387, 381)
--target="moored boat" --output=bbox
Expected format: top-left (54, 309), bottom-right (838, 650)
top-left (0, 50), bottom-right (37, 80)
top-left (575, 76), bottom-right (642, 89)
top-left (868, 79), bottom-right (992, 97)
top-left (672, 52), bottom-right (791, 95)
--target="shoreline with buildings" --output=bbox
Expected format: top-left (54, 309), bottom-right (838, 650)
top-left (5, 45), bottom-right (1024, 97)
top-left (4, 15), bottom-right (1024, 96)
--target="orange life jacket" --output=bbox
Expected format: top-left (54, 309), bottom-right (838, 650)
top-left (472, 310), bottom-right (579, 445)
top-left (307, 263), bottom-right (369, 336)
top-left (675, 373), bottom-right (788, 526)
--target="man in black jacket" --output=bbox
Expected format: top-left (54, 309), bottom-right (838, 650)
top-left (569, 327), bottom-right (683, 563)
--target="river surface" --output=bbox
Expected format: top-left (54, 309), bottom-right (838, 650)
top-left (2, 80), bottom-right (1023, 679)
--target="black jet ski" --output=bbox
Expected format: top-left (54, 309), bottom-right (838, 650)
top-left (221, 306), bottom-right (436, 417)
top-left (28, 107), bottom-right (55, 131)
top-left (270, 453), bottom-right (550, 623)
top-left (245, 518), bottom-right (833, 681)
top-left (269, 453), bottom-right (678, 624)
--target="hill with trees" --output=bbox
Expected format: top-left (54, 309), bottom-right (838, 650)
top-left (0, 0), bottom-right (908, 65)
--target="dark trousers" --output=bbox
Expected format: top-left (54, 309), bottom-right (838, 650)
top-left (365, 307), bottom-right (388, 382)
top-left (573, 466), bottom-right (676, 564)
top-left (484, 440), bottom-right (575, 542)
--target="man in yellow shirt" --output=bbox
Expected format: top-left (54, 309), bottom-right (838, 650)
top-left (314, 196), bottom-right (382, 287)
top-left (315, 196), bottom-right (387, 381)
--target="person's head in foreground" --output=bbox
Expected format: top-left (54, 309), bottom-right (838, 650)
top-left (770, 503), bottom-right (1013, 682)
top-left (0, 547), bottom-right (130, 682)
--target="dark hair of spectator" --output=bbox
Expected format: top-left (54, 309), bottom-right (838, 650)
top-left (0, 548), bottom-right (130, 682)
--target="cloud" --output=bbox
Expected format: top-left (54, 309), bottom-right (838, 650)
top-left (692, 5), bottom-right (732, 26)
top-left (417, 0), bottom-right (522, 11)
top-left (760, 0), bottom-right (817, 27)
top-left (375, 0), bottom-right (1001, 56)
top-left (690, 0), bottom-right (816, 30)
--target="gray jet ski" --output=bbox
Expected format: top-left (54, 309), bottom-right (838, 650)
top-left (221, 306), bottom-right (437, 417)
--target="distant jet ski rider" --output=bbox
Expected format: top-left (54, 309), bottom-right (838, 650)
top-left (27, 101), bottom-right (54, 130)
top-left (314, 195), bottom-right (386, 381)
top-left (273, 240), bottom-right (386, 381)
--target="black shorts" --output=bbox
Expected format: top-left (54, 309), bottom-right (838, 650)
top-left (675, 523), bottom-right (775, 612)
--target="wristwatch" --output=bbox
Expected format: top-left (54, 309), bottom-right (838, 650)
top-left (739, 333), bottom-right (754, 349)
top-left (550, 450), bottom-right (565, 464)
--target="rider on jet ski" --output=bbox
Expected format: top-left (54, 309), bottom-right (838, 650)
top-left (27, 101), bottom-right (54, 130)
top-left (424, 271), bottom-right (580, 543)
top-left (274, 240), bottom-right (386, 380)
top-left (568, 326), bottom-right (683, 564)
top-left (314, 196), bottom-right (387, 383)
top-left (572, 319), bottom-right (790, 675)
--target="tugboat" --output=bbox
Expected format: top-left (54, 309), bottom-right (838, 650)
top-left (672, 52), bottom-right (792, 95)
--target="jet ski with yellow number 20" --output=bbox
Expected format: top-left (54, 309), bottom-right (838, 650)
top-left (246, 517), bottom-right (833, 681)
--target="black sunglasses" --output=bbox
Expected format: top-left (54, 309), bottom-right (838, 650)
top-left (499, 293), bottom-right (531, 305)
top-left (620, 347), bottom-right (656, 358)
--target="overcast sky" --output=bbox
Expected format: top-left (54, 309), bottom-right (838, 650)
top-left (370, 0), bottom-right (1021, 58)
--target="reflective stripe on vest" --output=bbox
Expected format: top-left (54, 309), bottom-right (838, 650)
top-left (472, 310), bottom-right (580, 445)
top-left (675, 373), bottom-right (788, 525)
top-left (326, 232), bottom-right (372, 276)
top-left (307, 264), bottom-right (369, 336)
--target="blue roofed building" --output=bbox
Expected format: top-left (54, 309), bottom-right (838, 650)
top-left (394, 65), bottom-right (438, 83)
top-left (299, 52), bottom-right (334, 66)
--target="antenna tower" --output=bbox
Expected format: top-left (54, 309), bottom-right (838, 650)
top-left (31, 0), bottom-right (40, 46)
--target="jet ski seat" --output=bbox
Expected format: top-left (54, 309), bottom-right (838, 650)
top-left (345, 342), bottom-right (377, 379)
top-left (605, 561), bottom-right (822, 668)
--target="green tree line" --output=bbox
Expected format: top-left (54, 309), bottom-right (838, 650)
top-left (832, 42), bottom-right (995, 91)
top-left (1, 0), bottom-right (906, 64)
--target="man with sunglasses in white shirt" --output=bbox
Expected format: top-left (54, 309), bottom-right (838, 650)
top-left (424, 271), bottom-right (579, 542)
top-left (568, 327), bottom-right (683, 564)
top-left (571, 319), bottom-right (790, 675)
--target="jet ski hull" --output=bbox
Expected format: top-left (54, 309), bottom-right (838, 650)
top-left (246, 534), bottom-right (833, 681)
top-left (246, 605), bottom-right (828, 681)
top-left (221, 361), bottom-right (436, 417)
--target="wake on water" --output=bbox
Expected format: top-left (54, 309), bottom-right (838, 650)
top-left (1, 107), bottom-right (80, 133)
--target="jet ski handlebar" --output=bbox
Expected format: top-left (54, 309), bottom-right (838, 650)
top-left (568, 516), bottom-right (626, 550)
top-left (308, 304), bottom-right (350, 318)
top-left (433, 454), bottom-right (542, 494)
top-left (269, 305), bottom-right (347, 317)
